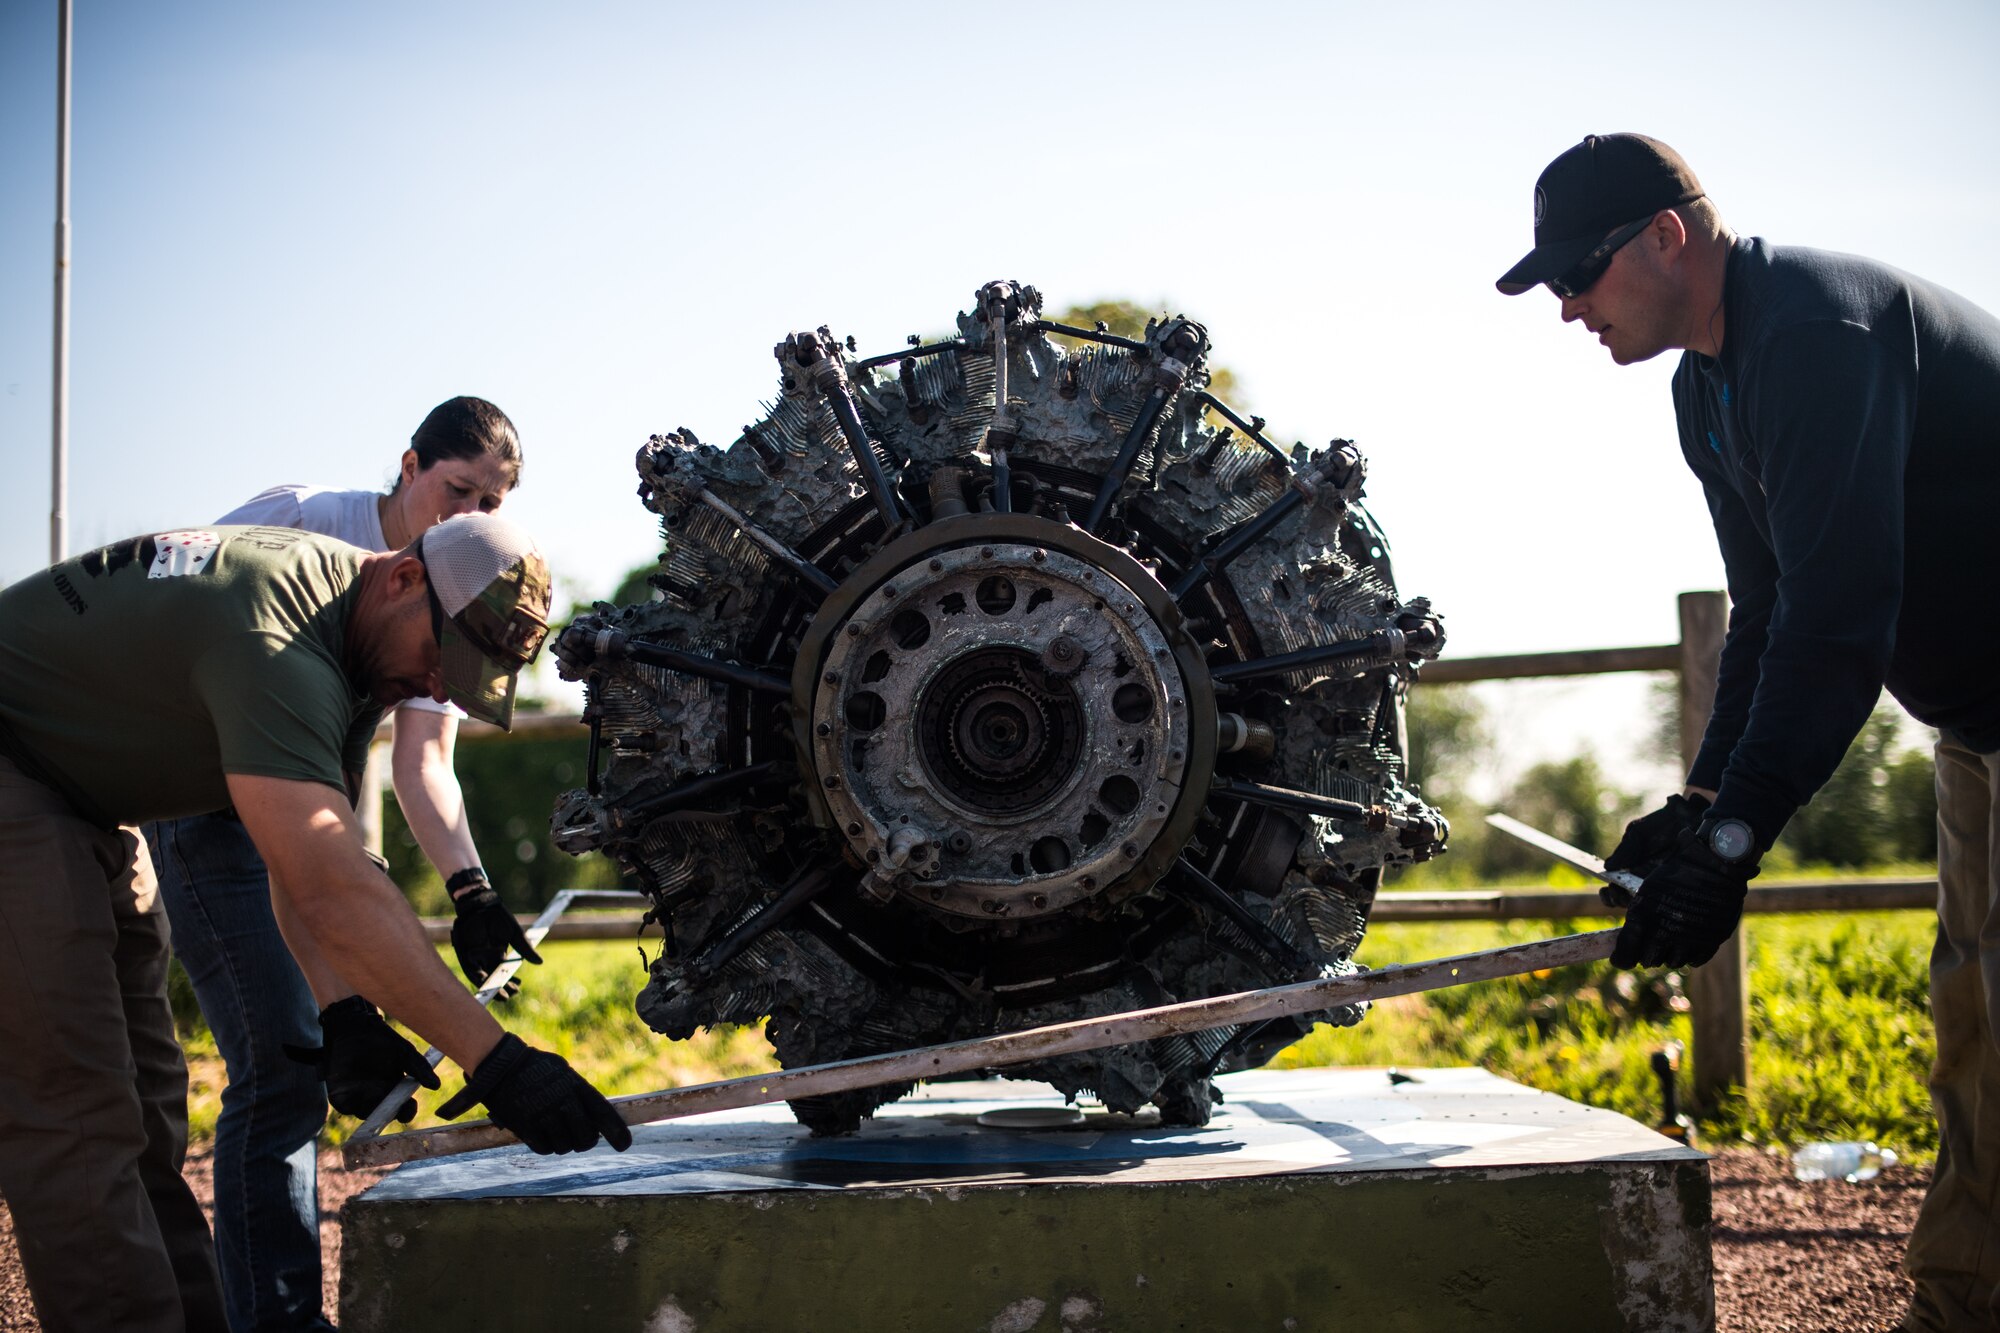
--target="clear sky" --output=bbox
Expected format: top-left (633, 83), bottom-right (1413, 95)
top-left (4, 1), bottom-right (1996, 793)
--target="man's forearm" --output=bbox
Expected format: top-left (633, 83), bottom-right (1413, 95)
top-left (268, 871), bottom-right (356, 1010)
top-left (231, 773), bottom-right (504, 1073)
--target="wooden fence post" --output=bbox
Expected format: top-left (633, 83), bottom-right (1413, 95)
top-left (1677, 590), bottom-right (1746, 1109)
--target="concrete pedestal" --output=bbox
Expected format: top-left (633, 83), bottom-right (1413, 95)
top-left (340, 1067), bottom-right (1712, 1332)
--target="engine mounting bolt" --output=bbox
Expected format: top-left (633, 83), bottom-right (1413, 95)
top-left (846, 624), bottom-right (862, 637)
top-left (1080, 875), bottom-right (1096, 889)
top-left (929, 558), bottom-right (944, 572)
top-left (883, 585), bottom-right (897, 598)
top-left (894, 872), bottom-right (914, 890)
top-left (981, 547), bottom-right (995, 558)
top-left (982, 899), bottom-right (1010, 915)
top-left (1122, 842), bottom-right (1140, 859)
top-left (846, 822), bottom-right (861, 835)
top-left (946, 830), bottom-right (973, 854)
top-left (1031, 894), bottom-right (1049, 909)
top-left (929, 886), bottom-right (944, 900)
top-left (1155, 647), bottom-right (1168, 658)
top-left (824, 775), bottom-right (841, 789)
top-left (816, 722), bottom-right (832, 735)
top-left (867, 848), bottom-right (880, 862)
top-left (1031, 549), bottom-right (1047, 564)
top-left (824, 670), bottom-right (841, 684)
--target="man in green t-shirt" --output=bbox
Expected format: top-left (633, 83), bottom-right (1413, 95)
top-left (0, 513), bottom-right (630, 1333)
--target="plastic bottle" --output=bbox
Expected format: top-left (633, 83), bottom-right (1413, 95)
top-left (1791, 1141), bottom-right (1899, 1183)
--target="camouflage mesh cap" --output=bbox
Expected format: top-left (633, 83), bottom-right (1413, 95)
top-left (417, 514), bottom-right (552, 730)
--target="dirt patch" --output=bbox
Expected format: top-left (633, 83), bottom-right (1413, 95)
top-left (0, 1148), bottom-right (386, 1331)
top-left (0, 1148), bottom-right (1927, 1330)
top-left (1710, 1148), bottom-right (1924, 1332)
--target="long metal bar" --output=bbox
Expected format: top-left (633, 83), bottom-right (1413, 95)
top-left (1485, 813), bottom-right (1645, 900)
top-left (51, 0), bottom-right (72, 562)
top-left (344, 889), bottom-right (648, 1146)
top-left (345, 927), bottom-right (1619, 1166)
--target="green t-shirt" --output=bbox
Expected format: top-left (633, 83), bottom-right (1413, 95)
top-left (0, 526), bottom-right (384, 827)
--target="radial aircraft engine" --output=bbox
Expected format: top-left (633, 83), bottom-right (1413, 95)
top-left (552, 281), bottom-right (1449, 1134)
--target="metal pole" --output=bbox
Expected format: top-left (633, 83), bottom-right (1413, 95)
top-left (51, 0), bottom-right (73, 562)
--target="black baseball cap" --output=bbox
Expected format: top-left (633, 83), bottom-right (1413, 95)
top-left (1495, 134), bottom-right (1705, 295)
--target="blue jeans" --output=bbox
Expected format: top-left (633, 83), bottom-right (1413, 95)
top-left (145, 814), bottom-right (335, 1333)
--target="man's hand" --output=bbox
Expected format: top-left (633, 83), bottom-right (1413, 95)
top-left (286, 996), bottom-right (441, 1123)
top-left (448, 869), bottom-right (542, 995)
top-left (1612, 828), bottom-right (1757, 969)
top-left (436, 1033), bottom-right (633, 1155)
top-left (1601, 793), bottom-right (1711, 906)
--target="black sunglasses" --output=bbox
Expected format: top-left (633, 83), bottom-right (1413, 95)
top-left (1546, 214), bottom-right (1657, 300)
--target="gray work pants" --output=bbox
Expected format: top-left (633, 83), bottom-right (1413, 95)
top-left (1903, 734), bottom-right (2000, 1331)
top-left (0, 755), bottom-right (226, 1332)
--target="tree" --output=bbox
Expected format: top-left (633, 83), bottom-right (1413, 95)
top-left (1405, 683), bottom-right (1489, 806)
top-left (1775, 705), bottom-right (1938, 869)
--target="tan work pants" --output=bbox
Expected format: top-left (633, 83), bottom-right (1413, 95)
top-left (0, 756), bottom-right (225, 1332)
top-left (1904, 734), bottom-right (2000, 1331)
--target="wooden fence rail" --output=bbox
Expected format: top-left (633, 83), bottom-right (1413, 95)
top-left (418, 877), bottom-right (1936, 945)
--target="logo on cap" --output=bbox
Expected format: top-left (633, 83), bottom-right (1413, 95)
top-left (1533, 185), bottom-right (1546, 231)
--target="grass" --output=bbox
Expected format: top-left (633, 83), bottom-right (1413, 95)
top-left (1277, 909), bottom-right (1938, 1160)
top-left (177, 906), bottom-right (1941, 1161)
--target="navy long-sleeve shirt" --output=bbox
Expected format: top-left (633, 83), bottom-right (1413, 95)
top-left (1674, 237), bottom-right (2000, 848)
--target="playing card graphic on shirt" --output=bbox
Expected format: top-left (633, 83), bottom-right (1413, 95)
top-left (148, 531), bottom-right (221, 579)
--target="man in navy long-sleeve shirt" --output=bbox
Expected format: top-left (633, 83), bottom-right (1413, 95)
top-left (1498, 133), bottom-right (2000, 1333)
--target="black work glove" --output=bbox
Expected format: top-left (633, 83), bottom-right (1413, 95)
top-left (1612, 828), bottom-right (1757, 970)
top-left (1601, 793), bottom-right (1711, 908)
top-left (284, 996), bottom-right (441, 1123)
top-left (449, 869), bottom-right (542, 996)
top-left (436, 1033), bottom-right (633, 1155)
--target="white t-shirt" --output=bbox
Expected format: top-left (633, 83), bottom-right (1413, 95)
top-left (218, 484), bottom-right (458, 717)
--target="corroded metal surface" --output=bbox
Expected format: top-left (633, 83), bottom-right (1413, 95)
top-left (552, 280), bottom-right (1449, 1134)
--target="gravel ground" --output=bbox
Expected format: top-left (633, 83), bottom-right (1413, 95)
top-left (0, 1148), bottom-right (1925, 1330)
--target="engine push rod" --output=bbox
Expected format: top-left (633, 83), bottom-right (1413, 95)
top-left (1168, 444), bottom-right (1361, 603)
top-left (672, 862), bottom-right (839, 990)
top-left (617, 639), bottom-right (791, 696)
top-left (346, 926), bottom-right (1620, 1166)
top-left (782, 331), bottom-right (904, 530)
top-left (1211, 775), bottom-right (1421, 833)
top-left (1082, 323), bottom-right (1206, 534)
top-left (683, 484), bottom-right (839, 598)
top-left (1191, 391), bottom-right (1293, 467)
top-left (1207, 630), bottom-right (1406, 685)
top-left (611, 759), bottom-right (796, 829)
top-left (1169, 858), bottom-right (1318, 975)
